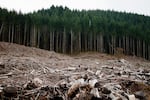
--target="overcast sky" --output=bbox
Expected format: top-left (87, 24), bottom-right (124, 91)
top-left (0, 0), bottom-right (150, 16)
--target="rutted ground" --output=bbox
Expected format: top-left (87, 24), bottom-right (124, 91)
top-left (0, 42), bottom-right (150, 100)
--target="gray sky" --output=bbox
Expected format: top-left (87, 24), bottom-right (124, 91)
top-left (0, 0), bottom-right (150, 16)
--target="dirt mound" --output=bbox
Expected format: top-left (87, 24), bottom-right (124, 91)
top-left (0, 42), bottom-right (56, 57)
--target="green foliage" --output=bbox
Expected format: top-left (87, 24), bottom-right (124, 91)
top-left (1, 6), bottom-right (150, 42)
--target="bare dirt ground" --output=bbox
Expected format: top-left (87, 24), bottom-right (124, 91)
top-left (0, 42), bottom-right (150, 100)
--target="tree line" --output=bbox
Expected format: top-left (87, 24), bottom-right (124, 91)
top-left (0, 6), bottom-right (150, 60)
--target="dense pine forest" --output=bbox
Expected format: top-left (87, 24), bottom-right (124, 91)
top-left (0, 6), bottom-right (150, 60)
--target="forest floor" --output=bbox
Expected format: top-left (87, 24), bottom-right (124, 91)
top-left (0, 42), bottom-right (150, 100)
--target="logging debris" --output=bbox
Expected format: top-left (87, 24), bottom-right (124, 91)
top-left (0, 42), bottom-right (150, 100)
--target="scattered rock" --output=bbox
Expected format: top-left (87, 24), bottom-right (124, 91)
top-left (134, 91), bottom-right (146, 100)
top-left (127, 95), bottom-right (136, 100)
top-left (25, 81), bottom-right (38, 90)
top-left (87, 69), bottom-right (95, 74)
top-left (95, 62), bottom-right (99, 65)
top-left (146, 79), bottom-right (150, 85)
top-left (89, 79), bottom-right (98, 87)
top-left (101, 87), bottom-right (111, 94)
top-left (121, 75), bottom-right (129, 78)
top-left (68, 82), bottom-right (80, 98)
top-left (142, 69), bottom-right (149, 73)
top-left (145, 73), bottom-right (150, 77)
top-left (95, 70), bottom-right (101, 76)
top-left (101, 94), bottom-right (112, 100)
top-left (94, 81), bottom-right (102, 88)
top-left (83, 74), bottom-right (88, 81)
top-left (75, 92), bottom-right (93, 100)
top-left (67, 67), bottom-right (76, 71)
top-left (0, 62), bottom-right (4, 68)
top-left (90, 88), bottom-right (100, 98)
top-left (3, 86), bottom-right (17, 98)
top-left (33, 77), bottom-right (43, 87)
top-left (0, 86), bottom-right (3, 92)
top-left (119, 59), bottom-right (128, 64)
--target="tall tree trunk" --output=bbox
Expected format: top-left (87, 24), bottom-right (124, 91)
top-left (119, 37), bottom-right (121, 48)
top-left (33, 25), bottom-right (36, 47)
top-left (18, 25), bottom-right (21, 44)
top-left (71, 29), bottom-right (73, 54)
top-left (96, 34), bottom-right (99, 52)
top-left (148, 45), bottom-right (150, 60)
top-left (26, 25), bottom-right (30, 46)
top-left (56, 32), bottom-right (59, 52)
top-left (108, 36), bottom-right (112, 54)
top-left (49, 32), bottom-right (52, 51)
top-left (100, 34), bottom-right (103, 52)
top-left (37, 29), bottom-right (40, 48)
top-left (123, 36), bottom-right (125, 54)
top-left (23, 23), bottom-right (27, 45)
top-left (59, 31), bottom-right (62, 52)
top-left (0, 23), bottom-right (4, 36)
top-left (137, 39), bottom-right (139, 57)
top-left (132, 38), bottom-right (135, 56)
top-left (11, 24), bottom-right (14, 43)
top-left (111, 35), bottom-right (115, 54)
top-left (126, 36), bottom-right (129, 55)
top-left (142, 41), bottom-right (145, 59)
top-left (8, 24), bottom-right (11, 43)
top-left (62, 28), bottom-right (66, 53)
top-left (89, 33), bottom-right (92, 51)
top-left (129, 37), bottom-right (132, 55)
top-left (139, 40), bottom-right (141, 57)
top-left (84, 33), bottom-right (87, 52)
top-left (78, 32), bottom-right (81, 52)
top-left (87, 33), bottom-right (89, 51)
top-left (31, 25), bottom-right (37, 47)
top-left (52, 31), bottom-right (54, 51)
top-left (138, 39), bottom-right (140, 57)
top-left (93, 33), bottom-right (96, 51)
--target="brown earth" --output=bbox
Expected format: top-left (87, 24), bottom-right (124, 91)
top-left (0, 42), bottom-right (150, 100)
